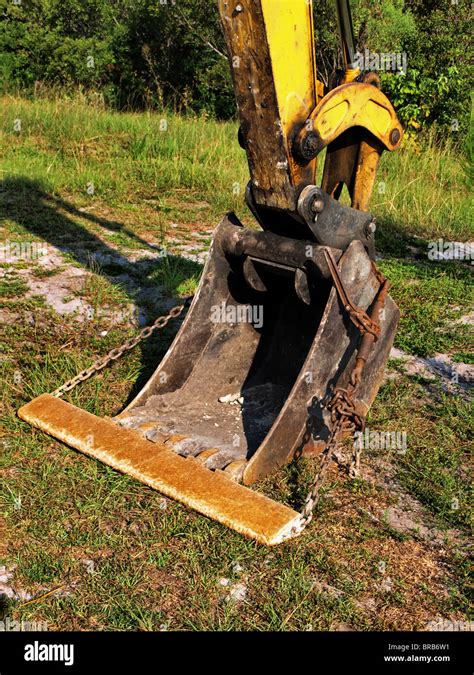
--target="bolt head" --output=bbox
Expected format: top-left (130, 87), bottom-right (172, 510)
top-left (302, 132), bottom-right (320, 160)
top-left (311, 198), bottom-right (325, 214)
top-left (390, 128), bottom-right (401, 145)
top-left (366, 220), bottom-right (377, 235)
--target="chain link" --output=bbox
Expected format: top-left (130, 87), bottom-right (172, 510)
top-left (289, 259), bottom-right (390, 537)
top-left (51, 299), bottom-right (192, 398)
top-left (295, 390), bottom-right (365, 531)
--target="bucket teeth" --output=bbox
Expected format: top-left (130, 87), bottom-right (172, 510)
top-left (115, 418), bottom-right (248, 479)
top-left (165, 436), bottom-right (208, 457)
top-left (136, 422), bottom-right (169, 444)
top-left (18, 394), bottom-right (301, 545)
top-left (221, 460), bottom-right (247, 483)
top-left (191, 448), bottom-right (246, 474)
top-left (193, 448), bottom-right (221, 464)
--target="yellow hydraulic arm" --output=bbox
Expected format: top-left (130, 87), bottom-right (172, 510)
top-left (218, 0), bottom-right (321, 212)
top-left (218, 0), bottom-right (403, 217)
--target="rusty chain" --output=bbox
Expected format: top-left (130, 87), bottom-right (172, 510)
top-left (289, 252), bottom-right (390, 537)
top-left (323, 249), bottom-right (382, 339)
top-left (292, 389), bottom-right (366, 533)
top-left (51, 300), bottom-right (191, 398)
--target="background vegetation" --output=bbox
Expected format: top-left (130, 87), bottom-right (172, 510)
top-left (1, 0), bottom-right (472, 134)
top-left (0, 0), bottom-right (472, 633)
top-left (0, 96), bottom-right (472, 631)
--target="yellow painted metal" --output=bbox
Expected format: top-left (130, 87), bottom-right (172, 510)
top-left (261, 0), bottom-right (318, 138)
top-left (303, 81), bottom-right (403, 152)
top-left (340, 67), bottom-right (361, 84)
top-left (316, 79), bottom-right (325, 100)
top-left (219, 0), bottom-right (402, 213)
top-left (218, 0), bottom-right (319, 210)
top-left (351, 139), bottom-right (383, 211)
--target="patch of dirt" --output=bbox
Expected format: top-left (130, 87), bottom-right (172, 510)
top-left (390, 347), bottom-right (473, 395)
top-left (18, 263), bottom-right (92, 318)
top-left (313, 580), bottom-right (345, 600)
top-left (225, 581), bottom-right (248, 604)
top-left (361, 455), bottom-right (463, 547)
top-left (453, 311), bottom-right (474, 326)
top-left (170, 240), bottom-right (209, 264)
top-left (3, 240), bottom-right (181, 325)
top-left (306, 500), bottom-right (459, 630)
top-left (139, 564), bottom-right (188, 616)
top-left (0, 307), bottom-right (22, 326)
top-left (316, 443), bottom-right (470, 630)
top-left (0, 565), bottom-right (34, 604)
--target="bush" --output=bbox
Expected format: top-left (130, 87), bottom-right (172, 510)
top-left (0, 0), bottom-right (472, 136)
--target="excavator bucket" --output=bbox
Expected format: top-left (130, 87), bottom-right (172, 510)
top-left (18, 0), bottom-right (402, 543)
top-left (18, 218), bottom-right (399, 544)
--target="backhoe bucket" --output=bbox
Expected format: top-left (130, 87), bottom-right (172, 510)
top-left (18, 215), bottom-right (399, 544)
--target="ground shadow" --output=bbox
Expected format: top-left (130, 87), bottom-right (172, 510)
top-left (0, 177), bottom-right (203, 405)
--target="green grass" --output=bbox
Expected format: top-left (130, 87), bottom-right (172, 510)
top-left (148, 254), bottom-right (202, 297)
top-left (379, 258), bottom-right (473, 356)
top-left (369, 378), bottom-right (472, 530)
top-left (0, 273), bottom-right (29, 298)
top-left (0, 95), bottom-right (247, 222)
top-left (0, 95), bottom-right (472, 632)
top-left (1, 95), bottom-right (472, 240)
top-left (76, 258), bottom-right (130, 311)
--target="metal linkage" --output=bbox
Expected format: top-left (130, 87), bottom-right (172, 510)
top-left (289, 256), bottom-right (390, 536)
top-left (323, 248), bottom-right (381, 338)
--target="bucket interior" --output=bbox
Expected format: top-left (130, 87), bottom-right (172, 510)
top-left (116, 264), bottom-right (330, 467)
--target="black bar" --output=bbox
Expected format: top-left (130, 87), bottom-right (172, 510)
top-left (0, 631), bottom-right (470, 674)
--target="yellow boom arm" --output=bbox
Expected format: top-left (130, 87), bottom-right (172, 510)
top-left (218, 0), bottom-right (403, 215)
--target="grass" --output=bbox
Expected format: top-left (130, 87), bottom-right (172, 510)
top-left (1, 95), bottom-right (472, 239)
top-left (379, 258), bottom-right (473, 356)
top-left (148, 254), bottom-right (202, 297)
top-left (1, 95), bottom-right (246, 222)
top-left (77, 257), bottom-right (130, 311)
top-left (369, 378), bottom-right (472, 530)
top-left (0, 272), bottom-right (29, 298)
top-left (0, 94), bottom-right (472, 632)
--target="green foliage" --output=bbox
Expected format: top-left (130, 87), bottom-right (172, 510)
top-left (0, 0), bottom-right (472, 133)
top-left (461, 102), bottom-right (474, 188)
top-left (352, 0), bottom-right (417, 53)
top-left (0, 0), bottom-right (230, 114)
top-left (351, 0), bottom-right (472, 135)
top-left (389, 0), bottom-right (472, 134)
top-left (0, 0), bottom-right (115, 89)
top-left (382, 66), bottom-right (466, 132)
